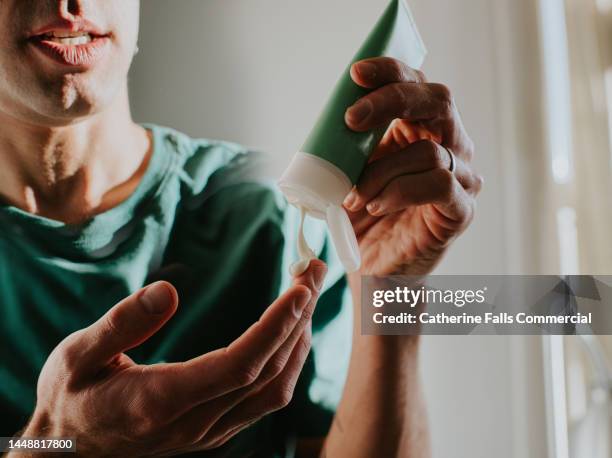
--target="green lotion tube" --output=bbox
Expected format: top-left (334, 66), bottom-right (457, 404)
top-left (279, 0), bottom-right (426, 273)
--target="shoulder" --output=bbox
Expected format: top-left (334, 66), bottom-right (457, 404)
top-left (147, 124), bottom-right (252, 194)
top-left (148, 124), bottom-right (288, 246)
top-left (147, 124), bottom-right (279, 213)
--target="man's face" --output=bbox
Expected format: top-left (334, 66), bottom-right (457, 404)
top-left (0, 0), bottom-right (140, 126)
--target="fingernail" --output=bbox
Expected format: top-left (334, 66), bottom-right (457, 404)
top-left (293, 289), bottom-right (313, 317)
top-left (343, 191), bottom-right (357, 210)
top-left (367, 202), bottom-right (381, 215)
top-left (346, 99), bottom-right (372, 126)
top-left (140, 282), bottom-right (173, 314)
top-left (356, 62), bottom-right (377, 80)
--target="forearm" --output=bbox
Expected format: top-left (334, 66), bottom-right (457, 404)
top-left (322, 274), bottom-right (430, 458)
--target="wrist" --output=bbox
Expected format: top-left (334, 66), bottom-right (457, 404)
top-left (353, 333), bottom-right (421, 357)
top-left (350, 334), bottom-right (421, 385)
top-left (22, 411), bottom-right (53, 438)
top-left (349, 273), bottom-right (426, 346)
top-left (18, 414), bottom-right (91, 458)
top-left (5, 420), bottom-right (51, 458)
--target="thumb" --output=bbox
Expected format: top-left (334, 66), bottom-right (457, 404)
top-left (76, 281), bottom-right (178, 372)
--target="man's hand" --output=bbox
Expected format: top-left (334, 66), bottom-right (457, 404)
top-left (17, 261), bottom-right (327, 457)
top-left (343, 57), bottom-right (483, 276)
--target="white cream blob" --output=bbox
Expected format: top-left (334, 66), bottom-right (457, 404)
top-left (289, 206), bottom-right (317, 277)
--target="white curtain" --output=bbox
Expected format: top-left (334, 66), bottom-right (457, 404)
top-left (535, 1), bottom-right (612, 457)
top-left (564, 0), bottom-right (612, 274)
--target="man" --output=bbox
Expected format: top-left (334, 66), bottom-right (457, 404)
top-left (0, 0), bottom-right (481, 456)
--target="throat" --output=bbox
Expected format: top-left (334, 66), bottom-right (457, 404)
top-left (0, 129), bottom-right (153, 224)
top-left (14, 170), bottom-right (106, 224)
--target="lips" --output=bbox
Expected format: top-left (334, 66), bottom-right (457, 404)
top-left (42, 30), bottom-right (96, 45)
top-left (28, 21), bottom-right (111, 68)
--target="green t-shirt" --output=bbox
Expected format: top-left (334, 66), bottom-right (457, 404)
top-left (0, 125), bottom-right (352, 457)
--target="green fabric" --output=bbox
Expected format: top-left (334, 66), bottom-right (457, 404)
top-left (0, 125), bottom-right (352, 456)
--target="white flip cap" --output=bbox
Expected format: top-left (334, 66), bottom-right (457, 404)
top-left (278, 152), bottom-right (361, 273)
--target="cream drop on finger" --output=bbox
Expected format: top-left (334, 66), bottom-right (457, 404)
top-left (289, 206), bottom-right (317, 277)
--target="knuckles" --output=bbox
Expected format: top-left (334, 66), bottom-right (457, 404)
top-left (393, 179), bottom-right (412, 204)
top-left (231, 360), bottom-right (262, 388)
top-left (416, 139), bottom-right (448, 170)
top-left (299, 330), bottom-right (312, 355)
top-left (414, 69), bottom-right (427, 83)
top-left (266, 336), bottom-right (311, 412)
top-left (389, 83), bottom-right (410, 115)
top-left (55, 330), bottom-right (87, 376)
top-left (386, 58), bottom-right (408, 82)
top-left (299, 304), bottom-right (314, 321)
top-left (257, 330), bottom-right (312, 386)
top-left (378, 57), bottom-right (426, 83)
top-left (463, 201), bottom-right (477, 228)
top-left (265, 356), bottom-right (289, 382)
top-left (127, 389), bottom-right (175, 439)
top-left (270, 384), bottom-right (296, 411)
top-left (101, 309), bottom-right (123, 340)
top-left (261, 349), bottom-right (295, 384)
top-left (432, 169), bottom-right (456, 202)
top-left (429, 83), bottom-right (454, 117)
top-left (384, 80), bottom-right (455, 120)
top-left (474, 175), bottom-right (484, 194)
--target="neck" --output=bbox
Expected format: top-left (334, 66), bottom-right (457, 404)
top-left (0, 87), bottom-right (151, 224)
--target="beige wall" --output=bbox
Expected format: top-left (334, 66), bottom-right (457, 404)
top-left (129, 1), bottom-right (548, 456)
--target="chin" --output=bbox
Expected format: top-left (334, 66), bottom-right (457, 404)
top-left (34, 74), bottom-right (121, 125)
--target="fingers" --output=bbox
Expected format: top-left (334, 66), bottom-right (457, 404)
top-left (346, 58), bottom-right (441, 133)
top-left (220, 260), bottom-right (325, 392)
top-left (344, 140), bottom-right (482, 213)
top-left (186, 286), bottom-right (311, 399)
top-left (364, 168), bottom-right (476, 230)
top-left (124, 286), bottom-right (310, 440)
top-left (293, 259), bottom-right (327, 298)
top-left (224, 285), bottom-right (311, 370)
top-left (345, 81), bottom-right (454, 133)
top-left (350, 57), bottom-right (427, 89)
top-left (156, 263), bottom-right (327, 449)
top-left (161, 329), bottom-right (313, 452)
top-left (254, 260), bottom-right (326, 385)
top-left (70, 282), bottom-right (179, 373)
top-left (346, 58), bottom-right (474, 159)
top-left (200, 328), bottom-right (314, 450)
top-left (160, 261), bottom-right (327, 406)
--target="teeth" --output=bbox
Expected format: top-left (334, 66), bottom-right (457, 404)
top-left (46, 34), bottom-right (92, 45)
top-left (49, 31), bottom-right (90, 38)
